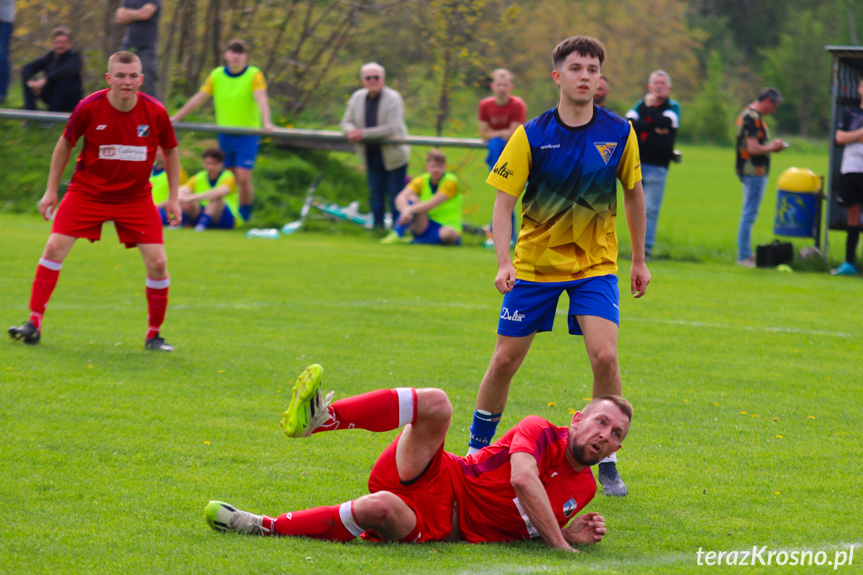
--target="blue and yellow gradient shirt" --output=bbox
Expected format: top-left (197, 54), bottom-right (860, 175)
top-left (487, 106), bottom-right (641, 282)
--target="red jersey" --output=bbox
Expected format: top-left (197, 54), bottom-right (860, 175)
top-left (448, 415), bottom-right (597, 543)
top-left (63, 89), bottom-right (177, 202)
top-left (478, 95), bottom-right (527, 132)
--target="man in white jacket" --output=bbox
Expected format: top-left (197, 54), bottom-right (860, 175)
top-left (341, 62), bottom-right (410, 229)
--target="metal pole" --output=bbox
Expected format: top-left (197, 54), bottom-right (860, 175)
top-left (0, 108), bottom-right (487, 149)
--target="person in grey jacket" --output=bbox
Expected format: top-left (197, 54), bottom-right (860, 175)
top-left (341, 62), bottom-right (410, 229)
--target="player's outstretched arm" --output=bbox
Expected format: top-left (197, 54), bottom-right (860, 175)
top-left (510, 452), bottom-right (575, 552)
top-left (40, 136), bottom-right (74, 220)
top-left (622, 180), bottom-right (650, 298)
top-left (170, 91), bottom-right (209, 124)
top-left (253, 89), bottom-right (274, 133)
top-left (492, 190), bottom-right (518, 294)
top-left (563, 512), bottom-right (607, 546)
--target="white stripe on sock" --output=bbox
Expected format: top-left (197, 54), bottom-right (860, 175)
top-left (146, 276), bottom-right (170, 289)
top-left (38, 258), bottom-right (62, 271)
top-left (395, 387), bottom-right (414, 427)
top-left (339, 501), bottom-right (364, 537)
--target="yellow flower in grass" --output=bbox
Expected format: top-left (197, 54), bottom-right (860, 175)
top-left (547, 402), bottom-right (555, 407)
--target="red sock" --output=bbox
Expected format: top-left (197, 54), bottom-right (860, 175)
top-left (145, 277), bottom-right (169, 340)
top-left (314, 388), bottom-right (417, 433)
top-left (29, 258), bottom-right (62, 331)
top-left (272, 502), bottom-right (362, 541)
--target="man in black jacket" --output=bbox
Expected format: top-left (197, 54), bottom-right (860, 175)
top-left (21, 27), bottom-right (83, 112)
top-left (625, 70), bottom-right (681, 260)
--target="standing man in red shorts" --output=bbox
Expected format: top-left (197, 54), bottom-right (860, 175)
top-left (204, 364), bottom-right (631, 551)
top-left (8, 51), bottom-right (181, 351)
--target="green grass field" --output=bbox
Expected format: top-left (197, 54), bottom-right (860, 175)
top-left (1, 140), bottom-right (861, 574)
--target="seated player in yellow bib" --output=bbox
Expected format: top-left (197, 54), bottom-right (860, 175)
top-left (178, 148), bottom-right (243, 231)
top-left (151, 147), bottom-right (188, 226)
top-left (382, 149), bottom-right (463, 246)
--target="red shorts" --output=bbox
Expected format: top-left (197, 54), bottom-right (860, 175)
top-left (52, 190), bottom-right (164, 249)
top-left (365, 433), bottom-right (457, 543)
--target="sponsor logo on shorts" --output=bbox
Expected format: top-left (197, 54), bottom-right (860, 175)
top-left (99, 145), bottom-right (148, 162)
top-left (493, 161), bottom-right (514, 179)
top-left (594, 142), bottom-right (618, 164)
top-left (501, 307), bottom-right (525, 322)
top-left (137, 124), bottom-right (150, 137)
top-left (563, 497), bottom-right (578, 518)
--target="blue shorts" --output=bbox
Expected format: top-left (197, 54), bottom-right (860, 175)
top-left (412, 219), bottom-right (461, 246)
top-left (497, 275), bottom-right (619, 337)
top-left (218, 134), bottom-right (260, 170)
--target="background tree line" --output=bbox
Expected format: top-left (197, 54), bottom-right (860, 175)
top-left (6, 0), bottom-right (863, 142)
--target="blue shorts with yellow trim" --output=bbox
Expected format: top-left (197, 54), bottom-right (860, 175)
top-left (497, 275), bottom-right (619, 337)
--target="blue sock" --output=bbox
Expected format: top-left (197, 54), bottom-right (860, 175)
top-left (195, 213), bottom-right (213, 231)
top-left (239, 204), bottom-right (253, 221)
top-left (394, 223), bottom-right (409, 237)
top-left (468, 410), bottom-right (502, 452)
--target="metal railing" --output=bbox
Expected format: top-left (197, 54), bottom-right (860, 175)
top-left (0, 108), bottom-right (487, 149)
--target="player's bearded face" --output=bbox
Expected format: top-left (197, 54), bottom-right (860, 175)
top-left (568, 406), bottom-right (629, 466)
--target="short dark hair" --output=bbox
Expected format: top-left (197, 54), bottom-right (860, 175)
top-left (582, 395), bottom-right (633, 423)
top-left (52, 26), bottom-right (72, 41)
top-left (202, 148), bottom-right (225, 163)
top-left (107, 51), bottom-right (141, 71)
top-left (757, 87), bottom-right (783, 104)
top-left (552, 36), bottom-right (605, 69)
top-left (225, 39), bottom-right (248, 54)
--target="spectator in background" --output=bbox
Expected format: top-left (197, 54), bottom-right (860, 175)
top-left (178, 148), bottom-right (244, 231)
top-left (478, 68), bottom-right (526, 247)
top-left (171, 39), bottom-right (274, 222)
top-left (382, 149), bottom-right (463, 246)
top-left (625, 70), bottom-right (681, 260)
top-left (594, 76), bottom-right (610, 110)
top-left (341, 62), bottom-right (410, 230)
top-left (734, 87), bottom-right (787, 268)
top-left (21, 26), bottom-right (82, 113)
top-left (115, 0), bottom-right (161, 99)
top-left (831, 77), bottom-right (863, 276)
top-left (0, 0), bottom-right (14, 104)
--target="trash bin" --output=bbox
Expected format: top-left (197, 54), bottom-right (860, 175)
top-left (773, 167), bottom-right (822, 238)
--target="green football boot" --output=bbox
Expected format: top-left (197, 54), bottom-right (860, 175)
top-left (280, 364), bottom-right (333, 437)
top-left (205, 500), bottom-right (271, 535)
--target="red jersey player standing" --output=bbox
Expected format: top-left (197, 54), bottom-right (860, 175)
top-left (8, 51), bottom-right (181, 351)
top-left (204, 364), bottom-right (631, 551)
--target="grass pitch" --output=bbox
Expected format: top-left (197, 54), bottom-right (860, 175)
top-left (1, 141), bottom-right (861, 574)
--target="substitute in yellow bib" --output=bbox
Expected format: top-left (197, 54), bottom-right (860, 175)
top-left (170, 39), bottom-right (274, 222)
top-left (468, 36), bottom-right (651, 499)
top-left (382, 149), bottom-right (463, 246)
top-left (178, 148), bottom-right (242, 231)
top-left (152, 147), bottom-right (188, 225)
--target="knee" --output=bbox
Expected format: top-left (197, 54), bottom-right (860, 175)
top-left (589, 346), bottom-right (618, 373)
top-left (416, 388), bottom-right (452, 423)
top-left (353, 492), bottom-right (402, 527)
top-left (439, 228), bottom-right (459, 244)
top-left (490, 347), bottom-right (523, 376)
top-left (145, 253), bottom-right (168, 275)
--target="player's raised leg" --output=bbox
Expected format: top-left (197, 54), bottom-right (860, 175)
top-left (9, 233), bottom-right (77, 345)
top-left (578, 314), bottom-right (627, 496)
top-left (468, 333), bottom-right (535, 454)
top-left (138, 243), bottom-right (173, 351)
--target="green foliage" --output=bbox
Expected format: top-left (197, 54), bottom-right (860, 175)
top-left (678, 51), bottom-right (736, 145)
top-left (760, 9), bottom-right (834, 137)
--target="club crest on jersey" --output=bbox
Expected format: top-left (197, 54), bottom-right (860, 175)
top-left (563, 497), bottom-right (578, 518)
top-left (137, 124), bottom-right (150, 137)
top-left (594, 142), bottom-right (617, 164)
